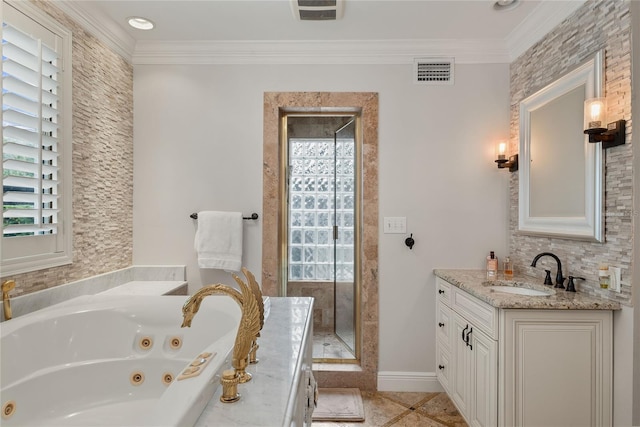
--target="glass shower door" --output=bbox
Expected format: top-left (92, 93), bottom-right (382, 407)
top-left (285, 114), bottom-right (358, 361)
top-left (333, 119), bottom-right (356, 355)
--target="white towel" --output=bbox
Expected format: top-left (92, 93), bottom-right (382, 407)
top-left (194, 211), bottom-right (243, 271)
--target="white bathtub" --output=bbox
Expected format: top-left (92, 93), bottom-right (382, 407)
top-left (0, 294), bottom-right (241, 426)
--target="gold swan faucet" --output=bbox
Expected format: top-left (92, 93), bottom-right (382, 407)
top-left (2, 280), bottom-right (15, 321)
top-left (181, 268), bottom-right (264, 403)
top-left (236, 268), bottom-right (265, 365)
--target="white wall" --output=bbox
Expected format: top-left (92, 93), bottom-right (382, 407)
top-left (133, 62), bottom-right (510, 380)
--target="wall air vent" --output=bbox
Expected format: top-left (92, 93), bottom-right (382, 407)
top-left (413, 58), bottom-right (455, 85)
top-left (291, 0), bottom-right (344, 21)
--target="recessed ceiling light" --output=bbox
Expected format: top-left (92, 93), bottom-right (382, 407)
top-left (493, 0), bottom-right (520, 12)
top-left (127, 16), bottom-right (155, 30)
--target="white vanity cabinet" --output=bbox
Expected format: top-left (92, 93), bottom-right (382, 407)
top-left (435, 276), bottom-right (613, 427)
top-left (293, 321), bottom-right (316, 427)
top-left (436, 277), bottom-right (498, 427)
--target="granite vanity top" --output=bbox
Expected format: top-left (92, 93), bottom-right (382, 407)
top-left (434, 269), bottom-right (621, 310)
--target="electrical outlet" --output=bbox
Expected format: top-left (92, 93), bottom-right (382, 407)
top-left (609, 267), bottom-right (621, 292)
top-left (383, 217), bottom-right (406, 234)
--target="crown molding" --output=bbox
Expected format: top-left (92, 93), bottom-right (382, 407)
top-left (48, 0), bottom-right (585, 66)
top-left (506, 0), bottom-right (587, 62)
top-left (132, 39), bottom-right (510, 65)
top-left (52, 0), bottom-right (135, 63)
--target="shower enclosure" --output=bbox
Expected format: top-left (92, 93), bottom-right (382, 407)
top-left (282, 113), bottom-right (360, 363)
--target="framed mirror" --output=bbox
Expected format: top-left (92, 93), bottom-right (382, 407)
top-left (519, 50), bottom-right (604, 242)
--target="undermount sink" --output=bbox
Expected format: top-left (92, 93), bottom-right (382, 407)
top-left (482, 280), bottom-right (555, 297)
top-left (486, 286), bottom-right (554, 297)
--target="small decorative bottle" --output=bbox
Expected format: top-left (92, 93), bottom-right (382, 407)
top-left (486, 251), bottom-right (498, 279)
top-left (503, 256), bottom-right (513, 279)
top-left (599, 264), bottom-right (609, 289)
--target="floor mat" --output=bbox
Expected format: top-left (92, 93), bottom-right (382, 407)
top-left (312, 388), bottom-right (365, 422)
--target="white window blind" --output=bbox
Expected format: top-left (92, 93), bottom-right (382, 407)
top-left (2, 0), bottom-right (72, 275)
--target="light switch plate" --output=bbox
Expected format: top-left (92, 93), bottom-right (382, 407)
top-left (383, 217), bottom-right (406, 234)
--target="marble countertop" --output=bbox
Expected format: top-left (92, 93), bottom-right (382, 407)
top-left (195, 296), bottom-right (313, 426)
top-left (434, 269), bottom-right (621, 310)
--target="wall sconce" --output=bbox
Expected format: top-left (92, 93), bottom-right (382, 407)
top-left (494, 140), bottom-right (518, 172)
top-left (583, 98), bottom-right (626, 149)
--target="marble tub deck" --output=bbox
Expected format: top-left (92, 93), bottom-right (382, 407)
top-left (1, 265), bottom-right (188, 321)
top-left (195, 297), bottom-right (313, 426)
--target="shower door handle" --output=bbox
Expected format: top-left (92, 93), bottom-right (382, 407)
top-left (333, 225), bottom-right (338, 241)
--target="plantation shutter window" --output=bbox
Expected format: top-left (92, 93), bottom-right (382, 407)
top-left (2, 1), bottom-right (72, 275)
top-left (3, 21), bottom-right (60, 236)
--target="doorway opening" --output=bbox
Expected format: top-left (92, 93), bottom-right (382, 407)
top-left (281, 113), bottom-right (361, 363)
top-left (263, 92), bottom-right (378, 388)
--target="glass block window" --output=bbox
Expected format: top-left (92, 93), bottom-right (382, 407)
top-left (288, 138), bottom-right (354, 282)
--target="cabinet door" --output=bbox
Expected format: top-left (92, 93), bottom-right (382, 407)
top-left (500, 310), bottom-right (612, 427)
top-left (451, 314), bottom-right (471, 416)
top-left (468, 327), bottom-right (497, 427)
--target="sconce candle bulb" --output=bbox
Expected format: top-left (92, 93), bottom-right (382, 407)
top-left (585, 98), bottom-right (606, 131)
top-left (496, 141), bottom-right (507, 160)
top-left (583, 98), bottom-right (626, 149)
top-left (494, 140), bottom-right (518, 172)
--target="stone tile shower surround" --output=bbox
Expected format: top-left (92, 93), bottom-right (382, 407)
top-left (288, 281), bottom-right (336, 332)
top-left (509, 0), bottom-right (633, 306)
top-left (263, 92), bottom-right (379, 390)
top-left (2, 1), bottom-right (134, 296)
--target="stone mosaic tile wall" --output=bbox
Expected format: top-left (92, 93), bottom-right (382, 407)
top-left (509, 0), bottom-right (633, 305)
top-left (3, 1), bottom-right (134, 296)
top-left (287, 281), bottom-right (335, 332)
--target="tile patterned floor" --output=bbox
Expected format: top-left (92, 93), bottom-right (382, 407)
top-left (313, 391), bottom-right (468, 427)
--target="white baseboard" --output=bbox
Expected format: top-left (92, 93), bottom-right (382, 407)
top-left (377, 371), bottom-right (444, 392)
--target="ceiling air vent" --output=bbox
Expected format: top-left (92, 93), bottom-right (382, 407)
top-left (413, 58), bottom-right (455, 85)
top-left (291, 0), bottom-right (344, 21)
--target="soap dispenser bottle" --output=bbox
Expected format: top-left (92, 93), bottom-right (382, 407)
top-left (503, 256), bottom-right (513, 279)
top-left (486, 251), bottom-right (498, 279)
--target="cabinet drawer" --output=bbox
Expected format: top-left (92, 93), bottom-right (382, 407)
top-left (452, 286), bottom-right (498, 339)
top-left (436, 303), bottom-right (453, 349)
top-left (436, 341), bottom-right (451, 393)
top-left (436, 277), bottom-right (452, 306)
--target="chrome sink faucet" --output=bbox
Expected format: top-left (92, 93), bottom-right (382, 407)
top-left (531, 252), bottom-right (565, 288)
